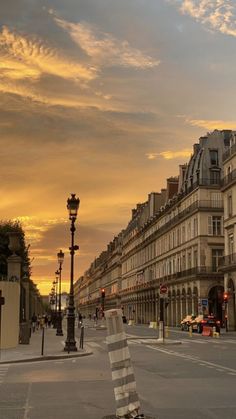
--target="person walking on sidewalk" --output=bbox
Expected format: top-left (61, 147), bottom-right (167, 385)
top-left (31, 313), bottom-right (37, 333)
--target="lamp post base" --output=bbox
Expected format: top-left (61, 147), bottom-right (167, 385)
top-left (64, 340), bottom-right (77, 352)
top-left (56, 329), bottom-right (63, 336)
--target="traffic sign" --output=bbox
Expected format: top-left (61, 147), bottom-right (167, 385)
top-left (160, 284), bottom-right (168, 294)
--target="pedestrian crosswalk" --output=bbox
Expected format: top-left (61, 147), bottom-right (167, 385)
top-left (0, 365), bottom-right (9, 384)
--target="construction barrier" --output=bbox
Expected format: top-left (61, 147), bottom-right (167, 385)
top-left (149, 321), bottom-right (157, 329)
top-left (202, 326), bottom-right (212, 337)
top-left (105, 309), bottom-right (141, 418)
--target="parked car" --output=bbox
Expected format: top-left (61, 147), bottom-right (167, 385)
top-left (191, 315), bottom-right (221, 334)
top-left (180, 315), bottom-right (196, 331)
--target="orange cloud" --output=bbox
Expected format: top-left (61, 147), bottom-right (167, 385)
top-left (146, 149), bottom-right (191, 160)
top-left (0, 26), bottom-right (96, 83)
top-left (188, 119), bottom-right (236, 130)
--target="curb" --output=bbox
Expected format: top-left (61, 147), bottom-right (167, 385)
top-left (0, 349), bottom-right (93, 365)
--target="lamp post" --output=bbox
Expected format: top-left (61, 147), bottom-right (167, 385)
top-left (64, 193), bottom-right (80, 352)
top-left (56, 250), bottom-right (64, 336)
top-left (53, 276), bottom-right (58, 329)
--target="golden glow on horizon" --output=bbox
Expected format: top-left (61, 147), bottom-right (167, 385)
top-left (188, 119), bottom-right (236, 131)
top-left (1, 1), bottom-right (235, 295)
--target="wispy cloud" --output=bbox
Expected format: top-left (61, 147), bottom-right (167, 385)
top-left (53, 15), bottom-right (160, 69)
top-left (169, 0), bottom-right (236, 37)
top-left (146, 149), bottom-right (191, 160)
top-left (0, 26), bottom-right (96, 81)
top-left (187, 118), bottom-right (236, 130)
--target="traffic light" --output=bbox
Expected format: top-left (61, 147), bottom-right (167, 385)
top-left (223, 292), bottom-right (228, 303)
top-left (101, 288), bottom-right (105, 298)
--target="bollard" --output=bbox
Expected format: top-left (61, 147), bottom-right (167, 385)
top-left (212, 326), bottom-right (216, 338)
top-left (105, 309), bottom-right (142, 418)
top-left (189, 325), bottom-right (193, 337)
top-left (79, 325), bottom-right (84, 349)
top-left (165, 326), bottom-right (169, 338)
top-left (41, 326), bottom-right (45, 356)
top-left (158, 320), bottom-right (164, 342)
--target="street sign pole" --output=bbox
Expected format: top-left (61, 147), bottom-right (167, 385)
top-left (159, 284), bottom-right (168, 342)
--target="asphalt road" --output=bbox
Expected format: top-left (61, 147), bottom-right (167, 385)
top-left (0, 325), bottom-right (236, 419)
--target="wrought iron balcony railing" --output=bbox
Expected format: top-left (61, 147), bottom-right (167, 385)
top-left (223, 143), bottom-right (236, 162)
top-left (218, 253), bottom-right (236, 269)
top-left (221, 169), bottom-right (236, 188)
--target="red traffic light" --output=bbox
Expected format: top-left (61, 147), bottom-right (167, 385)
top-left (223, 292), bottom-right (228, 302)
top-left (101, 288), bottom-right (105, 298)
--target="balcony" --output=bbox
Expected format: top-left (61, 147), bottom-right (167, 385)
top-left (120, 266), bottom-right (223, 294)
top-left (218, 253), bottom-right (236, 272)
top-left (152, 199), bottom-right (223, 237)
top-left (161, 266), bottom-right (222, 282)
top-left (221, 169), bottom-right (236, 189)
top-left (223, 143), bottom-right (236, 162)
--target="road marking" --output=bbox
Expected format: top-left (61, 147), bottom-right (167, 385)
top-left (23, 382), bottom-right (32, 419)
top-left (145, 344), bottom-right (236, 374)
top-left (0, 365), bottom-right (9, 384)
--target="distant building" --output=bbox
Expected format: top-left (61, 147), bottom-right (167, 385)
top-left (76, 130), bottom-right (232, 327)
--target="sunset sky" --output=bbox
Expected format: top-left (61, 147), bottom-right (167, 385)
top-left (1, 0), bottom-right (236, 295)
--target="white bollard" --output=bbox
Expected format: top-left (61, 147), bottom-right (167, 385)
top-left (158, 320), bottom-right (164, 342)
top-left (105, 309), bottom-right (141, 418)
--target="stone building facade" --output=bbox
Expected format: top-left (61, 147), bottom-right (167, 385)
top-left (219, 131), bottom-right (236, 330)
top-left (76, 130), bottom-right (232, 326)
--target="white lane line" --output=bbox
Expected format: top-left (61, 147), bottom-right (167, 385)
top-left (23, 382), bottom-right (32, 419)
top-left (228, 372), bottom-right (236, 376)
top-left (0, 366), bottom-right (9, 384)
top-left (145, 344), bottom-right (236, 374)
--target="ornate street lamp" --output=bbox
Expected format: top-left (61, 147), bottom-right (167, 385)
top-left (64, 193), bottom-right (80, 352)
top-left (56, 249), bottom-right (64, 336)
top-left (53, 275), bottom-right (58, 328)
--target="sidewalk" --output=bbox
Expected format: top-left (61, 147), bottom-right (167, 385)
top-left (0, 326), bottom-right (92, 364)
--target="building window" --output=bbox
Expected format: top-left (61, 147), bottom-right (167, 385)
top-left (212, 249), bottom-right (223, 271)
top-left (211, 192), bottom-right (222, 208)
top-left (182, 225), bottom-right (185, 243)
top-left (187, 251), bottom-right (192, 269)
top-left (209, 149), bottom-right (218, 166)
top-left (193, 249), bottom-right (198, 267)
top-left (228, 193), bottom-right (233, 217)
top-left (208, 216), bottom-right (222, 236)
top-left (228, 234), bottom-right (234, 256)
top-left (210, 170), bottom-right (220, 184)
top-left (193, 217), bottom-right (198, 237)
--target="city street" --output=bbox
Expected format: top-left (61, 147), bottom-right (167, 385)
top-left (0, 324), bottom-right (236, 419)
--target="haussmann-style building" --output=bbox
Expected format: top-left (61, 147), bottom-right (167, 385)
top-left (76, 130), bottom-right (234, 328)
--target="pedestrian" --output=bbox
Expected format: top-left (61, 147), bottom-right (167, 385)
top-left (39, 316), bottom-right (44, 329)
top-left (48, 314), bottom-right (52, 328)
top-left (31, 313), bottom-right (37, 333)
top-left (44, 314), bottom-right (48, 328)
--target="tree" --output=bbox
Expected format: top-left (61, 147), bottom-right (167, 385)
top-left (0, 220), bottom-right (30, 277)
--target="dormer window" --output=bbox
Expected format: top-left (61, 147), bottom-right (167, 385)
top-left (209, 149), bottom-right (218, 166)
